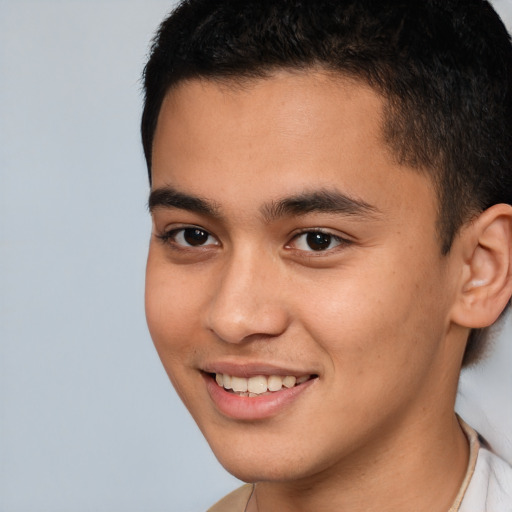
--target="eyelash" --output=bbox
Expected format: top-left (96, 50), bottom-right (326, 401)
top-left (156, 226), bottom-right (352, 254)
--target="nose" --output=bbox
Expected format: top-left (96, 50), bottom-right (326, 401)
top-left (204, 249), bottom-right (290, 344)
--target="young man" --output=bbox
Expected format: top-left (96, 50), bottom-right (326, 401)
top-left (142, 1), bottom-right (512, 510)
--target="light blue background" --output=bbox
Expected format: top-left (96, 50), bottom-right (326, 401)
top-left (1, 1), bottom-right (511, 511)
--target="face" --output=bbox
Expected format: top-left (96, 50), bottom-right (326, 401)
top-left (146, 71), bottom-right (463, 484)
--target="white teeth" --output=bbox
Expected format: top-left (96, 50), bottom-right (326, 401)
top-left (214, 373), bottom-right (311, 395)
top-left (267, 375), bottom-right (283, 392)
top-left (231, 376), bottom-right (248, 393)
top-left (223, 374), bottom-right (232, 390)
top-left (248, 375), bottom-right (268, 394)
top-left (282, 376), bottom-right (297, 388)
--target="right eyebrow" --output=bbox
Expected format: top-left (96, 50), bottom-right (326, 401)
top-left (148, 186), bottom-right (221, 217)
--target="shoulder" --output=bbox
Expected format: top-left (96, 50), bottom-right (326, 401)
top-left (460, 447), bottom-right (512, 512)
top-left (207, 484), bottom-right (254, 512)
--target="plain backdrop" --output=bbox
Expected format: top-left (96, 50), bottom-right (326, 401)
top-left (1, 1), bottom-right (511, 511)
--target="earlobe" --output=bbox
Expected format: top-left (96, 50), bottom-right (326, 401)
top-left (451, 203), bottom-right (512, 329)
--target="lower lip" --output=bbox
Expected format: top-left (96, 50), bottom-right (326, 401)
top-left (203, 373), bottom-right (316, 420)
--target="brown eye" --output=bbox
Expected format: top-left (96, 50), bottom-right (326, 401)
top-left (183, 228), bottom-right (210, 246)
top-left (159, 227), bottom-right (219, 248)
top-left (305, 232), bottom-right (332, 251)
top-left (288, 230), bottom-right (348, 253)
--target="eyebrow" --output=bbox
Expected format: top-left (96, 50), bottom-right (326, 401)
top-left (148, 186), bottom-right (220, 217)
top-left (261, 189), bottom-right (379, 222)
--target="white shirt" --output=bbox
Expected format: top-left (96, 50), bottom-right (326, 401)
top-left (452, 419), bottom-right (512, 512)
top-left (458, 446), bottom-right (512, 511)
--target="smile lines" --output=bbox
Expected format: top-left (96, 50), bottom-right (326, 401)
top-left (214, 373), bottom-right (313, 397)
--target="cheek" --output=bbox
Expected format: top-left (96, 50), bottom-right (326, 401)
top-left (145, 255), bottom-right (201, 363)
top-left (145, 259), bottom-right (207, 408)
top-left (299, 253), bottom-right (449, 386)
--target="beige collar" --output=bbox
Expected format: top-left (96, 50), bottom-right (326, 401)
top-left (447, 417), bottom-right (480, 512)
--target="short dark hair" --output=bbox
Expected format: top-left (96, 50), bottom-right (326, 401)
top-left (141, 0), bottom-right (512, 366)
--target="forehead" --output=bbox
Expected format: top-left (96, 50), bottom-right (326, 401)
top-left (151, 71), bottom-right (436, 223)
top-left (154, 71), bottom-right (385, 165)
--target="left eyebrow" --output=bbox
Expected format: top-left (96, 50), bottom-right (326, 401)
top-left (261, 189), bottom-right (380, 222)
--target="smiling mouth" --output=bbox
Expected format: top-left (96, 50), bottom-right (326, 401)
top-left (210, 373), bottom-right (317, 397)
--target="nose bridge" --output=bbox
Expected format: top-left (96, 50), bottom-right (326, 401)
top-left (204, 244), bottom-right (289, 344)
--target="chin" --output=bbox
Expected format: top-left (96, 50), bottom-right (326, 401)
top-left (218, 456), bottom-right (303, 483)
top-left (206, 433), bottom-right (328, 484)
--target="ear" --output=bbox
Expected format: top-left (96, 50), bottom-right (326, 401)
top-left (451, 204), bottom-right (512, 328)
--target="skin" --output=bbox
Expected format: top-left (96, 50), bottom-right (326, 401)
top-left (146, 71), bottom-right (477, 511)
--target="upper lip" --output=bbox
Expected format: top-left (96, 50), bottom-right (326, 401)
top-left (201, 361), bottom-right (317, 378)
